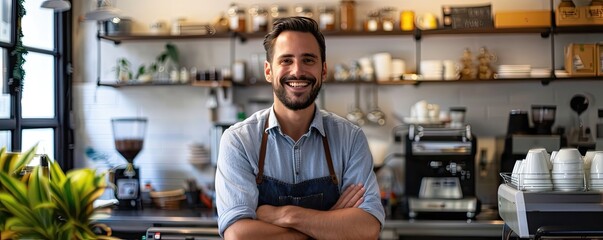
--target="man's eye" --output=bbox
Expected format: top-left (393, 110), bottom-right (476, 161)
top-left (280, 59), bottom-right (293, 65)
top-left (304, 58), bottom-right (316, 64)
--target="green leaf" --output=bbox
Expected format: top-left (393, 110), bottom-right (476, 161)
top-left (0, 172), bottom-right (28, 204)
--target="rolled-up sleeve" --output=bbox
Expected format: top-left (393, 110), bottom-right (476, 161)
top-left (215, 126), bottom-right (260, 237)
top-left (339, 126), bottom-right (386, 228)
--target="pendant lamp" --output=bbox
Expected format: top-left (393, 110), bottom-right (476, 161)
top-left (40, 0), bottom-right (71, 12)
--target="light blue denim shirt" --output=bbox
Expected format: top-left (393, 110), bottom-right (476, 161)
top-left (215, 106), bottom-right (385, 236)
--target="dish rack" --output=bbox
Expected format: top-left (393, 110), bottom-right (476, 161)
top-left (499, 172), bottom-right (588, 192)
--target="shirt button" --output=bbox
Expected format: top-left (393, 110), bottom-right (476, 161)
top-left (294, 146), bottom-right (299, 149)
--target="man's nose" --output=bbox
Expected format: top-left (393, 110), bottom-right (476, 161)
top-left (290, 61), bottom-right (304, 78)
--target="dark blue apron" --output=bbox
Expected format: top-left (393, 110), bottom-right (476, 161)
top-left (256, 119), bottom-right (340, 211)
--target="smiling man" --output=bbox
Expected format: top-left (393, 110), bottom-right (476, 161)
top-left (215, 17), bottom-right (384, 240)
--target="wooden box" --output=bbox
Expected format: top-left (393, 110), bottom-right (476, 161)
top-left (494, 11), bottom-right (551, 28)
top-left (557, 6), bottom-right (603, 26)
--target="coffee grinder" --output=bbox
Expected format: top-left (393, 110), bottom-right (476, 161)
top-left (111, 118), bottom-right (147, 210)
top-left (403, 124), bottom-right (480, 220)
top-left (500, 106), bottom-right (563, 175)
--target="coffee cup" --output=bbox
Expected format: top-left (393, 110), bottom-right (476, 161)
top-left (373, 52), bottom-right (392, 82)
top-left (400, 11), bottom-right (415, 31)
top-left (416, 13), bottom-right (438, 30)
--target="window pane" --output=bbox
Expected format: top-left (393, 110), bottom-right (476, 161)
top-left (0, 130), bottom-right (11, 151)
top-left (21, 0), bottom-right (54, 50)
top-left (0, 48), bottom-right (8, 119)
top-left (0, 0), bottom-right (11, 44)
top-left (22, 52), bottom-right (55, 118)
top-left (22, 128), bottom-right (54, 160)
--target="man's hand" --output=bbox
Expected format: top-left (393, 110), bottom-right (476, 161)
top-left (331, 183), bottom-right (365, 210)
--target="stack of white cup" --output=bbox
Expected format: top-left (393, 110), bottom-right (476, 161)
top-left (551, 148), bottom-right (584, 191)
top-left (518, 149), bottom-right (553, 192)
top-left (589, 152), bottom-right (603, 191)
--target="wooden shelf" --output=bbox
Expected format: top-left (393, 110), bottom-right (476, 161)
top-left (98, 80), bottom-right (232, 88)
top-left (99, 26), bottom-right (562, 44)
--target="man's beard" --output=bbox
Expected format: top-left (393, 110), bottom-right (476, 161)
top-left (273, 74), bottom-right (322, 111)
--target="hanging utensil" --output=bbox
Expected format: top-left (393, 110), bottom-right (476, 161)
top-left (346, 83), bottom-right (365, 125)
top-left (367, 84), bottom-right (386, 126)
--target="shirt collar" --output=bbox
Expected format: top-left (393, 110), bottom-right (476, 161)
top-left (265, 105), bottom-right (326, 137)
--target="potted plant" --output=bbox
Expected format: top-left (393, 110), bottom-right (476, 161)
top-left (0, 146), bottom-right (116, 239)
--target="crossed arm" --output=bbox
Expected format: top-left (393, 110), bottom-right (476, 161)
top-left (223, 183), bottom-right (381, 240)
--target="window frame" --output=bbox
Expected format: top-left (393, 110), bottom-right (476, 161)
top-left (0, 0), bottom-right (73, 170)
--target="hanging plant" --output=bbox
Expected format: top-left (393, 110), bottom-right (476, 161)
top-left (11, 0), bottom-right (28, 91)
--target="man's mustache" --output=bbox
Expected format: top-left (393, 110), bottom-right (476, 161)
top-left (280, 75), bottom-right (317, 84)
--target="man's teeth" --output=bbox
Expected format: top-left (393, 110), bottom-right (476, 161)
top-left (287, 82), bottom-right (309, 87)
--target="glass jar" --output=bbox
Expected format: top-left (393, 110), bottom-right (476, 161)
top-left (365, 11), bottom-right (380, 32)
top-left (318, 6), bottom-right (336, 31)
top-left (294, 5), bottom-right (314, 18)
top-left (339, 0), bottom-right (356, 31)
top-left (227, 3), bottom-right (246, 32)
top-left (380, 8), bottom-right (396, 31)
top-left (249, 5), bottom-right (268, 32)
top-left (270, 5), bottom-right (289, 28)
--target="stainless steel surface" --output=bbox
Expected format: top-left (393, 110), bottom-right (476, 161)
top-left (411, 141), bottom-right (472, 155)
top-left (408, 197), bottom-right (479, 219)
top-left (498, 183), bottom-right (603, 238)
top-left (383, 219), bottom-right (504, 237)
top-left (93, 208), bottom-right (503, 238)
top-left (146, 227), bottom-right (220, 240)
top-left (418, 177), bottom-right (462, 199)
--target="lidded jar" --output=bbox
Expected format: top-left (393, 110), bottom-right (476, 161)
top-left (270, 4), bottom-right (289, 27)
top-left (227, 3), bottom-right (246, 32)
top-left (294, 5), bottom-right (314, 18)
top-left (318, 5), bottom-right (336, 31)
top-left (249, 5), bottom-right (268, 32)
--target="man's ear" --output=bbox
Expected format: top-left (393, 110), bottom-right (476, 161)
top-left (264, 61), bottom-right (272, 83)
top-left (322, 62), bottom-right (328, 80)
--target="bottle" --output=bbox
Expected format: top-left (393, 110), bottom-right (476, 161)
top-left (339, 0), bottom-right (356, 31)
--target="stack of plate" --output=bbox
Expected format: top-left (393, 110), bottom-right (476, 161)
top-left (420, 60), bottom-right (443, 80)
top-left (497, 65), bottom-right (531, 78)
top-left (189, 144), bottom-right (210, 166)
top-left (530, 68), bottom-right (551, 78)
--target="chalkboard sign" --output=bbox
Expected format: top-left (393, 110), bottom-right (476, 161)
top-left (442, 4), bottom-right (493, 29)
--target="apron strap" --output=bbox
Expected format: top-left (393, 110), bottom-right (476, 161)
top-left (256, 119), bottom-right (269, 184)
top-left (322, 136), bottom-right (338, 185)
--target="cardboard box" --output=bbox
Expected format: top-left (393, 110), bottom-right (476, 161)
top-left (565, 43), bottom-right (597, 76)
top-left (557, 6), bottom-right (603, 26)
top-left (495, 11), bottom-right (551, 28)
top-left (598, 44), bottom-right (603, 76)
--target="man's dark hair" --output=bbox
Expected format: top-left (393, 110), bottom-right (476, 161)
top-left (263, 16), bottom-right (326, 64)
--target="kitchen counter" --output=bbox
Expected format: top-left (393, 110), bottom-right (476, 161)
top-left (92, 207), bottom-right (504, 239)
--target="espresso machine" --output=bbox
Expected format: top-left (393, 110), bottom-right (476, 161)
top-left (500, 106), bottom-right (564, 174)
top-left (111, 118), bottom-right (147, 210)
top-left (403, 124), bottom-right (479, 220)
